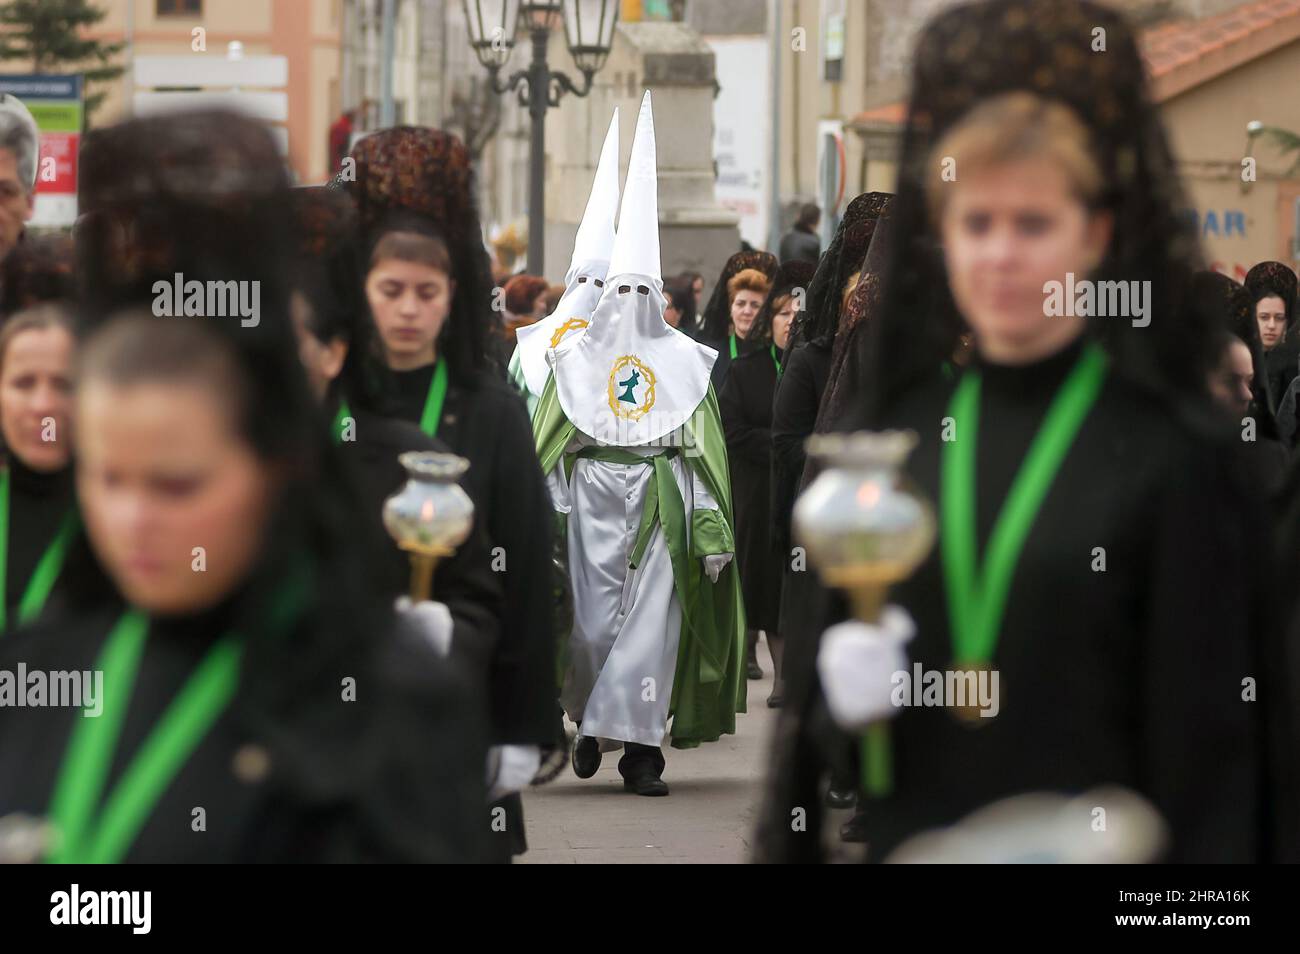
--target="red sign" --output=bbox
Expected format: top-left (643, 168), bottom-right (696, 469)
top-left (34, 131), bottom-right (79, 195)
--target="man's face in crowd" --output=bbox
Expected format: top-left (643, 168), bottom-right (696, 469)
top-left (0, 147), bottom-right (33, 262)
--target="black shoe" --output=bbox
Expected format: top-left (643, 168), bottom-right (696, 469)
top-left (825, 785), bottom-right (857, 809)
top-left (572, 735), bottom-right (601, 779)
top-left (766, 692), bottom-right (783, 708)
top-left (839, 812), bottom-right (870, 843)
top-left (623, 774), bottom-right (670, 796)
top-left (747, 656), bottom-right (763, 680)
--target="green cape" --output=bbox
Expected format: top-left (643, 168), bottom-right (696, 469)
top-left (533, 372), bottom-right (747, 749)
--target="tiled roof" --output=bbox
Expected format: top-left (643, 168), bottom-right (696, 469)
top-left (849, 0), bottom-right (1300, 128)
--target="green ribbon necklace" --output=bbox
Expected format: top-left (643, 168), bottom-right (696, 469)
top-left (418, 358), bottom-right (449, 438)
top-left (859, 342), bottom-right (1107, 799)
top-left (941, 341), bottom-right (1108, 668)
top-left (45, 610), bottom-right (243, 863)
top-left (0, 465), bottom-right (79, 633)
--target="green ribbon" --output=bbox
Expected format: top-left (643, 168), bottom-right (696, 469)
top-left (771, 345), bottom-right (782, 376)
top-left (419, 358), bottom-right (449, 438)
top-left (331, 399), bottom-right (352, 444)
top-left (46, 611), bottom-right (244, 864)
top-left (856, 342), bottom-right (1107, 800)
top-left (0, 465), bottom-right (79, 633)
top-left (941, 342), bottom-right (1108, 666)
top-left (728, 334), bottom-right (738, 360)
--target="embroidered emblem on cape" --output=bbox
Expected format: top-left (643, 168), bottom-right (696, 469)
top-left (607, 355), bottom-right (656, 420)
top-left (549, 317), bottom-right (590, 349)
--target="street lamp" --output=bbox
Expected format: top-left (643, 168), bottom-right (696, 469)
top-left (463, 0), bottom-right (619, 275)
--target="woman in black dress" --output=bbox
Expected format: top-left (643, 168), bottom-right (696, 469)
top-left (758, 0), bottom-right (1284, 863)
top-left (769, 195), bottom-right (891, 815)
top-left (0, 111), bottom-right (491, 863)
top-left (0, 303), bottom-right (78, 633)
top-left (287, 184), bottom-right (502, 667)
top-left (771, 195), bottom-right (890, 640)
top-left (341, 128), bottom-right (557, 859)
top-left (720, 260), bottom-right (815, 706)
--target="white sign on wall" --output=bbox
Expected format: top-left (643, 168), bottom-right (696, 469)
top-left (132, 47), bottom-right (289, 157)
top-left (709, 36), bottom-right (770, 250)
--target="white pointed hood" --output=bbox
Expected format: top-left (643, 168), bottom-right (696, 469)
top-left (512, 108), bottom-right (620, 399)
top-left (553, 91), bottom-right (717, 446)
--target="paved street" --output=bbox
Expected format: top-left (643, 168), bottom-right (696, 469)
top-left (521, 643), bottom-right (778, 864)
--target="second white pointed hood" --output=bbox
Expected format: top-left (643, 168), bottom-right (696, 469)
top-left (553, 91), bottom-right (717, 446)
top-left (512, 108), bottom-right (620, 401)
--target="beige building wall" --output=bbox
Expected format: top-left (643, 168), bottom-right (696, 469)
top-left (7, 0), bottom-right (347, 183)
top-left (1160, 41), bottom-right (1300, 275)
top-left (774, 0), bottom-right (941, 227)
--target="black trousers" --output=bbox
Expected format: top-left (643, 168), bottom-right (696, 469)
top-left (618, 741), bottom-right (665, 780)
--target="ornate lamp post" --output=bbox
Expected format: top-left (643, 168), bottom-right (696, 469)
top-left (463, 0), bottom-right (619, 275)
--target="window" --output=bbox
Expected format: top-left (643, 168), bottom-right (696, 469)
top-left (156, 0), bottom-right (202, 16)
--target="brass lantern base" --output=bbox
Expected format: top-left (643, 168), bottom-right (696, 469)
top-left (400, 543), bottom-right (455, 602)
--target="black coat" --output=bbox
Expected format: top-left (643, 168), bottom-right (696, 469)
top-left (389, 365), bottom-right (556, 749)
top-left (0, 599), bottom-right (493, 862)
top-left (760, 340), bottom-right (1276, 863)
top-left (1265, 342), bottom-right (1300, 415)
top-left (334, 405), bottom-right (502, 673)
top-left (770, 342), bottom-right (833, 654)
top-left (779, 227), bottom-right (820, 265)
top-left (770, 341), bottom-right (832, 561)
top-left (720, 346), bottom-right (782, 631)
top-left (703, 334), bottom-right (760, 395)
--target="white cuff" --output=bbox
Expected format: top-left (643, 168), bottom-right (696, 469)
top-left (703, 552), bottom-right (733, 583)
top-left (816, 606), bottom-right (916, 731)
top-left (395, 597), bottom-right (454, 658)
top-left (486, 745), bottom-right (542, 801)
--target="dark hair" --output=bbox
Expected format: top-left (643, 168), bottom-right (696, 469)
top-left (796, 203), bottom-right (820, 231)
top-left (1, 233), bottom-right (75, 316)
top-left (364, 209), bottom-right (490, 387)
top-left (1244, 261), bottom-right (1297, 334)
top-left (1191, 270), bottom-right (1276, 438)
top-left (70, 309), bottom-right (391, 725)
top-left (748, 259), bottom-right (816, 347)
top-left (663, 275), bottom-right (698, 332)
top-left (370, 229), bottom-right (454, 275)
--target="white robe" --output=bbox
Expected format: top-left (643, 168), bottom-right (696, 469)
top-left (549, 429), bottom-right (719, 747)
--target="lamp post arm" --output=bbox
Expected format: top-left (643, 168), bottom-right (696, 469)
top-left (546, 68), bottom-right (594, 108)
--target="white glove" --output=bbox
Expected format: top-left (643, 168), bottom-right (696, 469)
top-left (486, 745), bottom-right (542, 801)
top-left (816, 606), bottom-right (916, 731)
top-left (395, 597), bottom-right (453, 658)
top-left (703, 552), bottom-right (733, 583)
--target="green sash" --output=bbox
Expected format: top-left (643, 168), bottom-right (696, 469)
top-left (0, 465), bottom-right (79, 633)
top-left (46, 611), bottom-right (243, 864)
